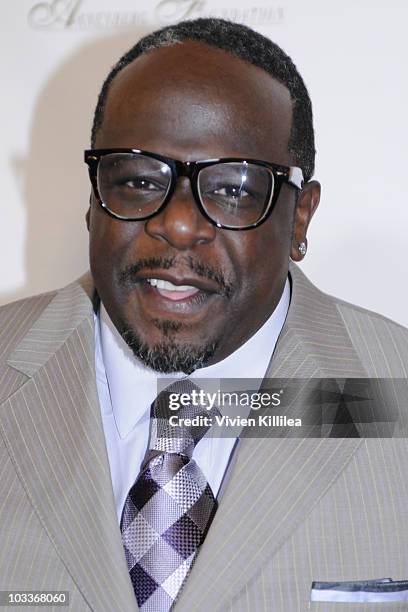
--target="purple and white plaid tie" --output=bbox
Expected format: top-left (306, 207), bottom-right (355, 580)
top-left (121, 380), bottom-right (218, 611)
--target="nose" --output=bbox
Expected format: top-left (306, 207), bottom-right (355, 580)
top-left (145, 177), bottom-right (216, 249)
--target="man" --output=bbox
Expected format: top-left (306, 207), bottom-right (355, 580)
top-left (1, 18), bottom-right (407, 612)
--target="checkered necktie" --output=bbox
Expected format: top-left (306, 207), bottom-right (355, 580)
top-left (121, 380), bottom-right (218, 611)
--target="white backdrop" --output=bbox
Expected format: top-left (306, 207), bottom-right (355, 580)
top-left (2, 0), bottom-right (407, 326)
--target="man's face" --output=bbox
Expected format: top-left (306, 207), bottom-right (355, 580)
top-left (88, 41), bottom-right (307, 372)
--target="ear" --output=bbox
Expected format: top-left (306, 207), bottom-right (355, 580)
top-left (290, 180), bottom-right (321, 261)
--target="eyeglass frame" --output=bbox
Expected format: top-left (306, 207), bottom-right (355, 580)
top-left (84, 148), bottom-right (305, 231)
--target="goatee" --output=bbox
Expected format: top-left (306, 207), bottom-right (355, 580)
top-left (119, 322), bottom-right (218, 373)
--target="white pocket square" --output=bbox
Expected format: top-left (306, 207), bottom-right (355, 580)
top-left (311, 578), bottom-right (408, 603)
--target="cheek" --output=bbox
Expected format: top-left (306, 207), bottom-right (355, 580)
top-left (232, 219), bottom-right (292, 290)
top-left (88, 206), bottom-right (139, 282)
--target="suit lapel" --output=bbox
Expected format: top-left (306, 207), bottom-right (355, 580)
top-left (0, 278), bottom-right (137, 612)
top-left (176, 263), bottom-right (367, 611)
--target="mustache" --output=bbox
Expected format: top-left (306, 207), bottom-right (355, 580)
top-left (118, 256), bottom-right (234, 299)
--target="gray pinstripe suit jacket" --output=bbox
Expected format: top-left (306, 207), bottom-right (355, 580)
top-left (1, 262), bottom-right (408, 612)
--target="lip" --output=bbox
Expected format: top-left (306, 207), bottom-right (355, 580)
top-left (132, 272), bottom-right (222, 318)
top-left (143, 282), bottom-right (216, 313)
top-left (135, 270), bottom-right (222, 294)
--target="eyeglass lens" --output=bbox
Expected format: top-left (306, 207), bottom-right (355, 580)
top-left (198, 162), bottom-right (274, 227)
top-left (97, 153), bottom-right (274, 227)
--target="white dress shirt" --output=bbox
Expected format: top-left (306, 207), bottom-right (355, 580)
top-left (95, 278), bottom-right (290, 523)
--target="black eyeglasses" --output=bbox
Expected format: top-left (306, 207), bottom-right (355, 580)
top-left (84, 148), bottom-right (304, 230)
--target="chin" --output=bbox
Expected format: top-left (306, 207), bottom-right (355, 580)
top-left (118, 321), bottom-right (218, 374)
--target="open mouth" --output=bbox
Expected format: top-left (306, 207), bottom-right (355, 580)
top-left (118, 263), bottom-right (231, 320)
top-left (146, 278), bottom-right (201, 301)
top-left (133, 272), bottom-right (222, 318)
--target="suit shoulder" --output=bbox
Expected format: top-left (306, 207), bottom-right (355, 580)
top-left (329, 295), bottom-right (408, 375)
top-left (291, 263), bottom-right (408, 338)
top-left (0, 291), bottom-right (57, 361)
top-left (331, 294), bottom-right (408, 337)
top-left (289, 264), bottom-right (407, 375)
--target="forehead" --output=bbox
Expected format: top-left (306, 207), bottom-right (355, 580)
top-left (98, 41), bottom-right (292, 162)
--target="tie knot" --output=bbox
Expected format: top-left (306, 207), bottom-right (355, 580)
top-left (149, 379), bottom-right (217, 457)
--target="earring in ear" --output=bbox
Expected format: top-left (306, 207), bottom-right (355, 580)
top-left (298, 242), bottom-right (307, 256)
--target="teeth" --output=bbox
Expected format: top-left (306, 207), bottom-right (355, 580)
top-left (147, 278), bottom-right (197, 291)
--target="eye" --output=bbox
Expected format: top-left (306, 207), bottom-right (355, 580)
top-left (122, 177), bottom-right (162, 191)
top-left (212, 185), bottom-right (250, 199)
top-left (112, 175), bottom-right (168, 196)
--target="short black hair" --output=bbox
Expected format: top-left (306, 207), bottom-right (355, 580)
top-left (91, 18), bottom-right (315, 181)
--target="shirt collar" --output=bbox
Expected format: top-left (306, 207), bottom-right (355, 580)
top-left (97, 277), bottom-right (290, 439)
